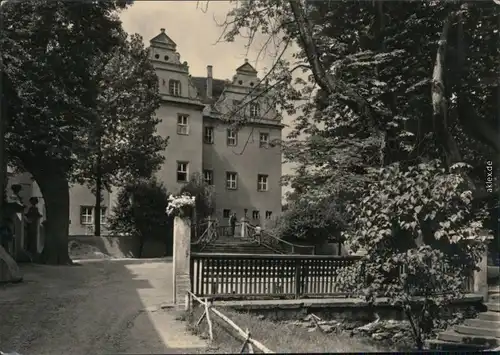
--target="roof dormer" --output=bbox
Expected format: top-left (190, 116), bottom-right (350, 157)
top-left (149, 28), bottom-right (182, 65)
top-left (232, 59), bottom-right (258, 87)
top-left (235, 59), bottom-right (258, 75)
top-left (150, 28), bottom-right (177, 51)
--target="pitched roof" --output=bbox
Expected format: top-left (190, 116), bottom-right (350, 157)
top-left (235, 61), bottom-right (257, 74)
top-left (190, 76), bottom-right (226, 104)
top-left (150, 29), bottom-right (176, 49)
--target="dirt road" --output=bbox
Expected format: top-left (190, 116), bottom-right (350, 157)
top-left (0, 259), bottom-right (207, 355)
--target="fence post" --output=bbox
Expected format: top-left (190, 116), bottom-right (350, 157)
top-left (173, 214), bottom-right (192, 307)
top-left (474, 233), bottom-right (491, 302)
top-left (240, 217), bottom-right (248, 239)
top-left (185, 292), bottom-right (192, 312)
top-left (294, 258), bottom-right (301, 299)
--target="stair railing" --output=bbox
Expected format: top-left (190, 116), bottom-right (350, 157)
top-left (191, 220), bottom-right (219, 251)
top-left (191, 221), bottom-right (209, 243)
top-left (246, 224), bottom-right (315, 255)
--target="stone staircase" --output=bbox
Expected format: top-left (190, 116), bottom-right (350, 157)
top-left (428, 287), bottom-right (500, 351)
top-left (192, 237), bottom-right (279, 254)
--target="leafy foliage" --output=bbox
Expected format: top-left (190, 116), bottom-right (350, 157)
top-left (338, 161), bottom-right (489, 349)
top-left (1, 0), bottom-right (167, 262)
top-left (218, 0), bottom-right (499, 198)
top-left (215, 1), bottom-right (498, 348)
top-left (1, 0), bottom-right (132, 174)
top-left (1, 0), bottom-right (136, 263)
top-left (273, 194), bottom-right (347, 245)
top-left (180, 173), bottom-right (216, 221)
top-left (73, 33), bottom-right (167, 189)
top-left (108, 178), bottom-right (173, 257)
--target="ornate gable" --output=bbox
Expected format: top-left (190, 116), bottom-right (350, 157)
top-left (235, 60), bottom-right (257, 74)
top-left (150, 28), bottom-right (176, 51)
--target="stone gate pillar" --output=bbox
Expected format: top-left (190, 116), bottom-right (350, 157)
top-left (474, 231), bottom-right (493, 302)
top-left (474, 248), bottom-right (488, 302)
top-left (240, 217), bottom-right (248, 239)
top-left (172, 215), bottom-right (192, 306)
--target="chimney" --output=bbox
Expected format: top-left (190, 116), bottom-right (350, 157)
top-left (206, 65), bottom-right (213, 99)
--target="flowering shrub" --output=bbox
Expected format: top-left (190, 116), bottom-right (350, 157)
top-left (338, 160), bottom-right (490, 349)
top-left (166, 194), bottom-right (196, 217)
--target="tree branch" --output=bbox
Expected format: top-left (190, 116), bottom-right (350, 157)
top-left (288, 0), bottom-right (385, 166)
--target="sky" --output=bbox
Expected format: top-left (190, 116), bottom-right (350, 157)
top-left (119, 1), bottom-right (297, 196)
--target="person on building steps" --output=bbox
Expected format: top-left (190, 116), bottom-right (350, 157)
top-left (229, 212), bottom-right (237, 237)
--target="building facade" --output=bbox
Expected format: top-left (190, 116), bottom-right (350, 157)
top-left (148, 28), bottom-right (283, 227)
top-left (10, 28), bottom-right (283, 236)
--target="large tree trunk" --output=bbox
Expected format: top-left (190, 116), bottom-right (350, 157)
top-left (431, 15), bottom-right (462, 168)
top-left (137, 236), bottom-right (144, 258)
top-left (0, 64), bottom-right (6, 221)
top-left (33, 171), bottom-right (72, 265)
top-left (94, 150), bottom-right (102, 237)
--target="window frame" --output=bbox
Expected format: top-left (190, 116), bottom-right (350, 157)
top-left (252, 210), bottom-right (260, 220)
top-left (259, 132), bottom-right (269, 148)
top-left (177, 114), bottom-right (189, 135)
top-left (80, 206), bottom-right (93, 225)
top-left (265, 211), bottom-right (272, 219)
top-left (223, 209), bottom-right (231, 219)
top-left (257, 174), bottom-right (269, 192)
top-left (203, 169), bottom-right (214, 185)
top-left (96, 207), bottom-right (107, 225)
top-left (249, 102), bottom-right (260, 117)
top-left (226, 129), bottom-right (237, 146)
top-left (176, 161), bottom-right (189, 182)
top-left (169, 79), bottom-right (181, 96)
top-left (226, 172), bottom-right (238, 190)
top-left (204, 126), bottom-right (214, 144)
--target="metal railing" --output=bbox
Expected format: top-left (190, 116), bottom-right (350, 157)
top-left (246, 224), bottom-right (315, 255)
top-left (191, 220), bottom-right (219, 251)
top-left (191, 219), bottom-right (315, 255)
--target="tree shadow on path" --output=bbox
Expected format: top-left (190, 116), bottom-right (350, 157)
top-left (0, 259), bottom-right (206, 355)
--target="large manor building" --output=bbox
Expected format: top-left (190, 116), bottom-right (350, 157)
top-left (9, 28), bottom-right (283, 236)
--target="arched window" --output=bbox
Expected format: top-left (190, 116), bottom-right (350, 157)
top-left (249, 102), bottom-right (260, 117)
top-left (169, 80), bottom-right (181, 96)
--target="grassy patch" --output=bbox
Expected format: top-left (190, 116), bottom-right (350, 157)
top-left (185, 306), bottom-right (387, 353)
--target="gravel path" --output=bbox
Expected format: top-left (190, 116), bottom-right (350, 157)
top-left (0, 259), bottom-right (207, 355)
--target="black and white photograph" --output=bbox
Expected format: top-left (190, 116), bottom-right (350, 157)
top-left (0, 0), bottom-right (499, 353)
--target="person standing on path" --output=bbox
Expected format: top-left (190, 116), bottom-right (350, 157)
top-left (0, 216), bottom-right (14, 253)
top-left (229, 212), bottom-right (237, 237)
top-left (25, 197), bottom-right (42, 255)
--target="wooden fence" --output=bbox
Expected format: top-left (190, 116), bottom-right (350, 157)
top-left (187, 290), bottom-right (274, 353)
top-left (191, 253), bottom-right (476, 300)
top-left (191, 253), bottom-right (361, 299)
